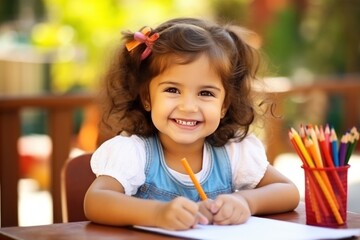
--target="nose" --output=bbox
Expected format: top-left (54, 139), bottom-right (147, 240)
top-left (178, 94), bottom-right (199, 112)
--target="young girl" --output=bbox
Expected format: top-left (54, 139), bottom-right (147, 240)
top-left (84, 17), bottom-right (300, 230)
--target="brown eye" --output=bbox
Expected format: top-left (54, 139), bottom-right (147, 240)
top-left (199, 91), bottom-right (214, 97)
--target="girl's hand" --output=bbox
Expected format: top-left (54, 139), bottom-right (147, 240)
top-left (155, 196), bottom-right (209, 230)
top-left (209, 194), bottom-right (251, 225)
top-left (197, 199), bottom-right (215, 224)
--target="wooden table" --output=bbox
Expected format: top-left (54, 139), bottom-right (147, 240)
top-left (0, 203), bottom-right (359, 240)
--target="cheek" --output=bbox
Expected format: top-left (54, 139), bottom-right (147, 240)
top-left (150, 100), bottom-right (171, 124)
top-left (151, 98), bottom-right (171, 113)
top-left (205, 105), bottom-right (223, 122)
top-left (150, 109), bottom-right (161, 131)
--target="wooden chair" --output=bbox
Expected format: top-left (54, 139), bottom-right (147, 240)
top-left (261, 78), bottom-right (360, 164)
top-left (61, 153), bottom-right (95, 222)
top-left (0, 93), bottom-right (95, 226)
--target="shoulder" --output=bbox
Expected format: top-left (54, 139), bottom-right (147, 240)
top-left (225, 134), bottom-right (270, 189)
top-left (90, 134), bottom-right (148, 195)
top-left (93, 134), bottom-right (145, 155)
top-left (225, 133), bottom-right (267, 158)
top-left (90, 134), bottom-right (146, 175)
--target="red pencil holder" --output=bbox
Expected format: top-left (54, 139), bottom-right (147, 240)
top-left (302, 165), bottom-right (350, 227)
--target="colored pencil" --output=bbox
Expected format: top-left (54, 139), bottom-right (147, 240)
top-left (290, 128), bottom-right (342, 223)
top-left (181, 158), bottom-right (208, 201)
top-left (289, 124), bottom-right (360, 225)
top-left (305, 138), bottom-right (338, 207)
top-left (339, 134), bottom-right (349, 167)
top-left (345, 127), bottom-right (359, 165)
top-left (318, 128), bottom-right (334, 168)
top-left (330, 127), bottom-right (340, 167)
top-left (308, 125), bottom-right (323, 167)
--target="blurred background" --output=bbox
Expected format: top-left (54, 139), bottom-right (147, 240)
top-left (2, 0), bottom-right (359, 95)
top-left (0, 0), bottom-right (359, 226)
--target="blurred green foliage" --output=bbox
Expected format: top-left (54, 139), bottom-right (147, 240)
top-left (263, 0), bottom-right (360, 77)
top-left (29, 0), bottom-right (213, 92)
top-left (263, 4), bottom-right (303, 76)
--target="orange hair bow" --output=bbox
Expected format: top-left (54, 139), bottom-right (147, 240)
top-left (125, 26), bottom-right (159, 60)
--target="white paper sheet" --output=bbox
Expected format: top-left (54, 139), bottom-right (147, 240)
top-left (135, 216), bottom-right (360, 240)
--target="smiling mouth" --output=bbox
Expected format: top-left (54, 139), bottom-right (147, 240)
top-left (175, 119), bottom-right (198, 126)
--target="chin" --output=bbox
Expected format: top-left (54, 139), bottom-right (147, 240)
top-left (171, 136), bottom-right (204, 145)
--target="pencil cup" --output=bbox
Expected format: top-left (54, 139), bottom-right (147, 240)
top-left (302, 165), bottom-right (350, 227)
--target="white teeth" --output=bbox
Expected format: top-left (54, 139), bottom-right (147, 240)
top-left (176, 119), bottom-right (197, 126)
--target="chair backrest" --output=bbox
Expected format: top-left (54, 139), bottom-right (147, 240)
top-left (61, 153), bottom-right (95, 222)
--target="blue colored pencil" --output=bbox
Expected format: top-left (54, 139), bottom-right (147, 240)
top-left (330, 128), bottom-right (339, 167)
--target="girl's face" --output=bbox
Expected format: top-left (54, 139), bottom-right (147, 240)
top-left (146, 54), bottom-right (226, 146)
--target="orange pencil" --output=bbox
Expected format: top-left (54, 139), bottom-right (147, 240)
top-left (305, 138), bottom-right (338, 208)
top-left (181, 158), bottom-right (208, 201)
top-left (307, 125), bottom-right (322, 167)
top-left (307, 170), bottom-right (330, 218)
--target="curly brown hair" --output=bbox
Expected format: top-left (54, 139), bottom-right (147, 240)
top-left (100, 17), bottom-right (265, 147)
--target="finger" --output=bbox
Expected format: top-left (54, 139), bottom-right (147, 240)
top-left (214, 212), bottom-right (248, 225)
top-left (210, 198), bottom-right (223, 214)
top-left (202, 198), bottom-right (214, 207)
top-left (176, 209), bottom-right (209, 229)
top-left (213, 210), bottom-right (234, 225)
top-left (212, 200), bottom-right (235, 224)
top-left (181, 198), bottom-right (199, 214)
top-left (198, 200), bottom-right (214, 223)
top-left (160, 211), bottom-right (192, 230)
top-left (175, 199), bottom-right (204, 228)
top-left (190, 212), bottom-right (209, 229)
top-left (196, 212), bottom-right (209, 225)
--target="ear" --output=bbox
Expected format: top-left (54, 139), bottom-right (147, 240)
top-left (140, 85), bottom-right (151, 112)
top-left (220, 106), bottom-right (227, 119)
top-left (142, 97), bottom-right (151, 112)
top-left (143, 102), bottom-right (151, 111)
top-left (221, 97), bottom-right (230, 119)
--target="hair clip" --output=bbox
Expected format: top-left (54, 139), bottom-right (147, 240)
top-left (125, 26), bottom-right (159, 60)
